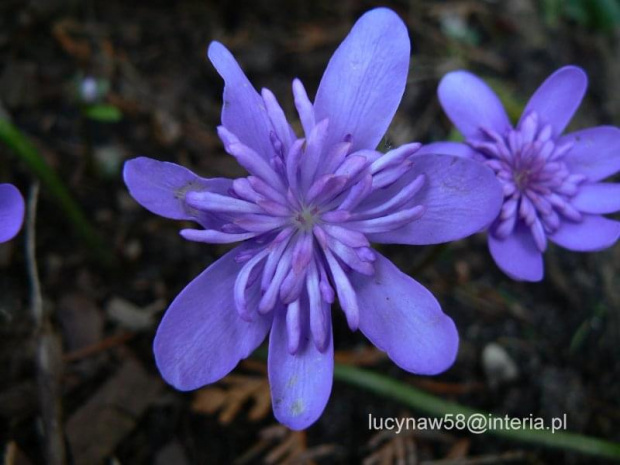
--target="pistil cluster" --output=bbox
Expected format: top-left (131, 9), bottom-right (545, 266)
top-left (182, 81), bottom-right (425, 354)
top-left (472, 111), bottom-right (585, 252)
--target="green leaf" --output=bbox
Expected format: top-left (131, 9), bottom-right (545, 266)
top-left (84, 104), bottom-right (123, 123)
top-left (334, 364), bottom-right (620, 460)
top-left (0, 119), bottom-right (114, 266)
top-left (447, 127), bottom-right (465, 143)
top-left (589, 0), bottom-right (620, 33)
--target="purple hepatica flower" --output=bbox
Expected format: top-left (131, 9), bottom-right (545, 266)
top-left (422, 66), bottom-right (620, 282)
top-left (0, 183), bottom-right (25, 243)
top-left (123, 8), bottom-right (502, 430)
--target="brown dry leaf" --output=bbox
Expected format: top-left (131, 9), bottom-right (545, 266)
top-left (364, 430), bottom-right (417, 465)
top-left (66, 358), bottom-right (163, 465)
top-left (443, 438), bottom-right (470, 460)
top-left (3, 441), bottom-right (34, 465)
top-left (285, 23), bottom-right (344, 53)
top-left (52, 19), bottom-right (92, 61)
top-left (235, 424), bottom-right (340, 465)
top-left (263, 425), bottom-right (307, 465)
top-left (192, 373), bottom-right (271, 424)
top-left (364, 412), bottom-right (459, 465)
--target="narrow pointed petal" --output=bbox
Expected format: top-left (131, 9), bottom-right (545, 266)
top-left (438, 71), bottom-right (511, 141)
top-left (154, 248), bottom-right (271, 390)
top-left (346, 206), bottom-right (425, 233)
top-left (234, 249), bottom-right (269, 320)
top-left (291, 233), bottom-right (313, 274)
top-left (307, 262), bottom-right (329, 352)
top-left (314, 8), bottom-right (410, 152)
top-left (261, 232), bottom-right (293, 290)
top-left (321, 224), bottom-right (369, 248)
top-left (324, 250), bottom-right (359, 330)
top-left (301, 119), bottom-right (329, 190)
top-left (123, 157), bottom-right (230, 221)
top-left (286, 300), bottom-right (302, 354)
top-left (261, 87), bottom-right (294, 151)
top-left (269, 306), bottom-right (333, 430)
top-left (571, 183), bottom-right (620, 215)
top-left (366, 155), bottom-right (503, 245)
top-left (520, 66), bottom-right (587, 137)
top-left (337, 174), bottom-right (373, 212)
top-left (207, 42), bottom-right (273, 161)
top-left (549, 215), bottom-right (620, 251)
top-left (186, 191), bottom-right (263, 214)
top-left (232, 177), bottom-right (262, 203)
top-left (355, 174), bottom-right (424, 218)
top-left (292, 78), bottom-right (316, 137)
top-left (226, 143), bottom-right (285, 190)
top-left (414, 142), bottom-right (477, 159)
top-left (370, 143), bottom-right (420, 174)
top-left (307, 175), bottom-right (348, 205)
top-left (180, 229), bottom-right (257, 244)
top-left (328, 239), bottom-right (374, 276)
top-left (562, 126), bottom-right (620, 182)
top-left (488, 223), bottom-right (543, 282)
top-left (0, 184), bottom-right (25, 243)
top-left (350, 253), bottom-right (458, 375)
top-left (248, 176), bottom-right (288, 205)
top-left (235, 214), bottom-right (287, 232)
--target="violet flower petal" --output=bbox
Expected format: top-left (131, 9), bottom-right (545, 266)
top-left (268, 304), bottom-right (333, 431)
top-left (366, 154), bottom-right (503, 245)
top-left (488, 222), bottom-right (543, 282)
top-left (438, 70), bottom-right (511, 141)
top-left (414, 141), bottom-right (477, 159)
top-left (350, 253), bottom-right (458, 375)
top-left (562, 126), bottom-right (620, 182)
top-left (571, 183), bottom-right (620, 214)
top-left (153, 248), bottom-right (272, 390)
top-left (314, 8), bottom-right (409, 152)
top-left (549, 214), bottom-right (620, 251)
top-left (123, 157), bottom-right (231, 221)
top-left (520, 66), bottom-right (587, 137)
top-left (207, 42), bottom-right (274, 161)
top-left (0, 183), bottom-right (25, 243)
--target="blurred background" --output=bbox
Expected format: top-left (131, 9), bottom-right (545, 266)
top-left (0, 0), bottom-right (619, 464)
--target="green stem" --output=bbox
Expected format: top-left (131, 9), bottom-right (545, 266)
top-left (0, 119), bottom-right (113, 266)
top-left (334, 364), bottom-right (620, 460)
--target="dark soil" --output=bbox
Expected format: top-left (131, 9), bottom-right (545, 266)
top-left (0, 1), bottom-right (619, 464)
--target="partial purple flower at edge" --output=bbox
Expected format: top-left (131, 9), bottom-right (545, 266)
top-left (0, 183), bottom-right (25, 243)
top-left (123, 8), bottom-right (503, 430)
top-left (421, 67), bottom-right (620, 282)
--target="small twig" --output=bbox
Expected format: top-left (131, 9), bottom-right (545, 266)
top-left (63, 331), bottom-right (135, 363)
top-left (26, 181), bottom-right (67, 465)
top-left (27, 182), bottom-right (43, 326)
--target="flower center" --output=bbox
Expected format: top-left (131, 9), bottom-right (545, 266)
top-left (512, 169), bottom-right (531, 191)
top-left (294, 206), bottom-right (319, 232)
top-left (469, 111), bottom-right (585, 253)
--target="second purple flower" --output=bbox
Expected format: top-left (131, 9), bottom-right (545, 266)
top-left (425, 66), bottom-right (620, 281)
